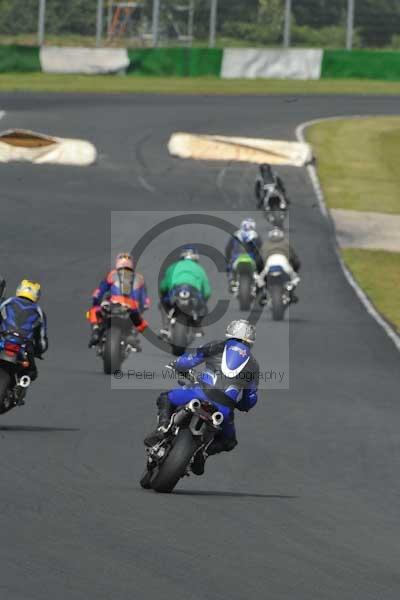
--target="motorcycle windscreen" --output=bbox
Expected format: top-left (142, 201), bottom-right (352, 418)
top-left (117, 268), bottom-right (134, 296)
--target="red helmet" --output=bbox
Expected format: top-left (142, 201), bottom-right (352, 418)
top-left (115, 253), bottom-right (134, 271)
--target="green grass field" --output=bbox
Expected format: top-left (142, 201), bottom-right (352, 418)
top-left (307, 117), bottom-right (400, 214)
top-left (3, 73), bottom-right (400, 95)
top-left (308, 117), bottom-right (400, 332)
top-left (342, 249), bottom-right (400, 331)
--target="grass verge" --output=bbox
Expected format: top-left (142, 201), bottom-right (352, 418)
top-left (307, 116), bottom-right (400, 214)
top-left (308, 117), bottom-right (400, 334)
top-left (3, 73), bottom-right (400, 95)
top-left (342, 249), bottom-right (400, 332)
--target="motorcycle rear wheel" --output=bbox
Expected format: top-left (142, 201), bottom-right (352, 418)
top-left (270, 284), bottom-right (285, 321)
top-left (237, 266), bottom-right (253, 312)
top-left (103, 326), bottom-right (123, 374)
top-left (151, 429), bottom-right (198, 493)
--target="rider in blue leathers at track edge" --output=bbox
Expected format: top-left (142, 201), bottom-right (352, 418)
top-left (144, 319), bottom-right (259, 475)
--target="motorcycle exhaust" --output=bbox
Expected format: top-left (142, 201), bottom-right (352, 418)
top-left (19, 375), bottom-right (31, 388)
top-left (212, 412), bottom-right (224, 427)
top-left (188, 399), bottom-right (201, 413)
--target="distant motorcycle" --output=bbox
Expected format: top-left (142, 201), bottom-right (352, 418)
top-left (163, 285), bottom-right (203, 356)
top-left (0, 332), bottom-right (32, 414)
top-left (230, 254), bottom-right (257, 311)
top-left (97, 297), bottom-right (139, 374)
top-left (260, 254), bottom-right (295, 321)
top-left (140, 369), bottom-right (224, 493)
top-left (261, 185), bottom-right (288, 230)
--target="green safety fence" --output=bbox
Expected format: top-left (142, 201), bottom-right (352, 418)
top-left (127, 48), bottom-right (223, 77)
top-left (322, 50), bottom-right (400, 81)
top-left (0, 45), bottom-right (41, 73)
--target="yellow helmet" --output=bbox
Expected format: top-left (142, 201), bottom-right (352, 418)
top-left (16, 280), bottom-right (41, 303)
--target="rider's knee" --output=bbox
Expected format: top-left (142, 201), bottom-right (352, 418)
top-left (28, 369), bottom-right (38, 382)
top-left (224, 437), bottom-right (238, 452)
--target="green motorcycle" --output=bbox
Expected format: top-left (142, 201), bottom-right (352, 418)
top-left (231, 254), bottom-right (257, 311)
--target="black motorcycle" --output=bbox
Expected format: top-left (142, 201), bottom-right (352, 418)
top-left (261, 186), bottom-right (288, 230)
top-left (97, 298), bottom-right (139, 374)
top-left (163, 285), bottom-right (203, 356)
top-left (0, 333), bottom-right (32, 414)
top-left (140, 369), bottom-right (224, 493)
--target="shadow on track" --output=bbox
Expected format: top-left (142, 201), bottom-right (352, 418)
top-left (174, 490), bottom-right (298, 499)
top-left (0, 426), bottom-right (80, 433)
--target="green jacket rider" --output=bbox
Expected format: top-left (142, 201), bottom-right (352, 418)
top-left (159, 246), bottom-right (211, 337)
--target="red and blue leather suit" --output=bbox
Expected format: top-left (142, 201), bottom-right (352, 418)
top-left (88, 269), bottom-right (149, 332)
top-left (92, 269), bottom-right (150, 313)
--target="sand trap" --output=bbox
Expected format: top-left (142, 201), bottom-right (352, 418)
top-left (0, 129), bottom-right (97, 166)
top-left (332, 209), bottom-right (400, 252)
top-left (168, 133), bottom-right (312, 167)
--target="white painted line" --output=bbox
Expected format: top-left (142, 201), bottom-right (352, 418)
top-left (0, 111), bottom-right (5, 121)
top-left (296, 116), bottom-right (400, 353)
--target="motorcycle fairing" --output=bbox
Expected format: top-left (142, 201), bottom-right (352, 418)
top-left (266, 253), bottom-right (292, 275)
top-left (198, 369), bottom-right (218, 387)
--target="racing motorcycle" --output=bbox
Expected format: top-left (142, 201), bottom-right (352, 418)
top-left (140, 369), bottom-right (224, 493)
top-left (0, 332), bottom-right (32, 414)
top-left (230, 254), bottom-right (257, 311)
top-left (260, 254), bottom-right (295, 321)
top-left (96, 297), bottom-right (139, 374)
top-left (163, 285), bottom-right (203, 356)
top-left (260, 184), bottom-right (288, 230)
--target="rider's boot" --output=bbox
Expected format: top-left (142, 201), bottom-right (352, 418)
top-left (258, 291), bottom-right (268, 306)
top-left (158, 303), bottom-right (170, 339)
top-left (191, 449), bottom-right (207, 476)
top-left (88, 325), bottom-right (101, 348)
top-left (126, 329), bottom-right (141, 352)
top-left (194, 318), bottom-right (205, 338)
top-left (289, 274), bottom-right (300, 304)
top-left (191, 437), bottom-right (237, 476)
top-left (229, 277), bottom-right (238, 294)
top-left (144, 393), bottom-right (172, 447)
top-left (13, 385), bottom-right (27, 406)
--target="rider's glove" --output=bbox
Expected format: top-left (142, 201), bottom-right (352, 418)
top-left (166, 361), bottom-right (177, 371)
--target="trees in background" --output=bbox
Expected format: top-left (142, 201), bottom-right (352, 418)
top-left (0, 0), bottom-right (399, 48)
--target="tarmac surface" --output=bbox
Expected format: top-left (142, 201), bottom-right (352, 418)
top-left (0, 92), bottom-right (399, 600)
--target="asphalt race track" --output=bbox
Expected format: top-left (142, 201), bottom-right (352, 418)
top-left (1, 93), bottom-right (400, 600)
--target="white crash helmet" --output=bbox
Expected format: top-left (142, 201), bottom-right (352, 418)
top-left (239, 218), bottom-right (258, 243)
top-left (226, 319), bottom-right (256, 345)
top-left (268, 227), bottom-right (285, 243)
top-left (240, 218), bottom-right (256, 232)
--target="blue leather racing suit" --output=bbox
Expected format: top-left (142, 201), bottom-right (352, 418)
top-left (159, 338), bottom-right (259, 453)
